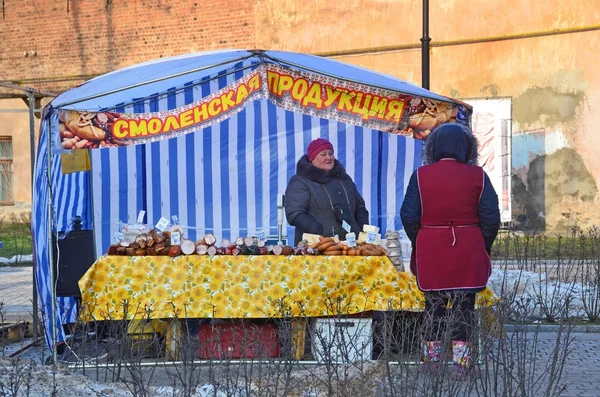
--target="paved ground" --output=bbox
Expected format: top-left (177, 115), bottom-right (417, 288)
top-left (0, 266), bottom-right (34, 323)
top-left (2, 266), bottom-right (600, 396)
top-left (524, 332), bottom-right (600, 397)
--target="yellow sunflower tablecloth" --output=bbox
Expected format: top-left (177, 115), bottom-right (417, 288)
top-left (78, 255), bottom-right (498, 321)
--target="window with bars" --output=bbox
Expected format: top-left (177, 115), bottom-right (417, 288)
top-left (0, 137), bottom-right (13, 204)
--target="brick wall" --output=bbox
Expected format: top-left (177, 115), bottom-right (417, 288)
top-left (0, 0), bottom-right (257, 94)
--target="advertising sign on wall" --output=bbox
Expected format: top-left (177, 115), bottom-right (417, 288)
top-left (464, 98), bottom-right (512, 223)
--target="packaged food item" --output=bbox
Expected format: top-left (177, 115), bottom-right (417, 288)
top-left (120, 221), bottom-right (148, 246)
top-left (362, 225), bottom-right (380, 233)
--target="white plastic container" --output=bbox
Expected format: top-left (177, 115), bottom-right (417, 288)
top-left (398, 229), bottom-right (412, 272)
top-left (312, 318), bottom-right (373, 363)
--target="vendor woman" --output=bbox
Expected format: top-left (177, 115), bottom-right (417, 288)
top-left (285, 138), bottom-right (369, 245)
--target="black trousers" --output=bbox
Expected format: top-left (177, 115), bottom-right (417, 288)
top-left (423, 292), bottom-right (476, 342)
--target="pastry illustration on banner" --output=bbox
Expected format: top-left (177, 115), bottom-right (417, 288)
top-left (59, 110), bottom-right (130, 149)
top-left (387, 97), bottom-right (461, 140)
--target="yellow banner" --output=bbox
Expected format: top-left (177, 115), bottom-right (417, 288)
top-left (57, 64), bottom-right (470, 150)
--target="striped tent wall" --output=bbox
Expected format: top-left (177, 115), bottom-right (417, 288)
top-left (34, 60), bottom-right (423, 349)
top-left (90, 68), bottom-right (423, 254)
top-left (33, 112), bottom-right (90, 348)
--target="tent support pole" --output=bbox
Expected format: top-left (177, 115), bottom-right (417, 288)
top-left (45, 115), bottom-right (57, 364)
top-left (27, 91), bottom-right (40, 341)
top-left (89, 153), bottom-right (98, 259)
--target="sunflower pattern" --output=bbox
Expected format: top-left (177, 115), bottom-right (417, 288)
top-left (78, 255), bottom-right (498, 321)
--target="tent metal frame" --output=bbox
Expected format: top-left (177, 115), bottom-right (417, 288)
top-left (0, 82), bottom-right (54, 345)
top-left (39, 50), bottom-right (469, 362)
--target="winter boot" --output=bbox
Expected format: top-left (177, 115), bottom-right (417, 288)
top-left (419, 341), bottom-right (442, 375)
top-left (449, 340), bottom-right (479, 380)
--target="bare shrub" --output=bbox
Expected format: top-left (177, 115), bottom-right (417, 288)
top-left (9, 223), bottom-right (600, 395)
top-left (0, 357), bottom-right (36, 396)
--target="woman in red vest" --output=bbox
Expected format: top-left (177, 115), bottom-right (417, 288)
top-left (401, 122), bottom-right (500, 379)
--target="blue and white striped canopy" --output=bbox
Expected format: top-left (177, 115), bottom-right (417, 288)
top-left (33, 49), bottom-right (461, 349)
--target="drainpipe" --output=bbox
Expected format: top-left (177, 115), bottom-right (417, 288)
top-left (421, 0), bottom-right (431, 90)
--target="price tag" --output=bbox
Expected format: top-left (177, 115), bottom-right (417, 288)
top-left (155, 217), bottom-right (169, 232)
top-left (171, 231), bottom-right (181, 246)
top-left (257, 230), bottom-right (266, 242)
top-left (346, 232), bottom-right (357, 247)
top-left (114, 232), bottom-right (124, 243)
top-left (342, 220), bottom-right (351, 233)
top-left (136, 210), bottom-right (146, 224)
top-left (171, 215), bottom-right (180, 225)
top-left (366, 231), bottom-right (377, 244)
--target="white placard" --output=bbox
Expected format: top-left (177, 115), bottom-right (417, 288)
top-left (155, 217), bottom-right (169, 232)
top-left (366, 231), bottom-right (377, 244)
top-left (137, 210), bottom-right (146, 224)
top-left (257, 230), bottom-right (266, 242)
top-left (171, 231), bottom-right (181, 246)
top-left (342, 220), bottom-right (351, 233)
top-left (346, 232), bottom-right (357, 247)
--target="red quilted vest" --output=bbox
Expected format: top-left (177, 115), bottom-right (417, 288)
top-left (410, 159), bottom-right (491, 291)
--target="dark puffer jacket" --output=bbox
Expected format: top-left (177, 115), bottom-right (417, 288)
top-left (285, 155), bottom-right (369, 245)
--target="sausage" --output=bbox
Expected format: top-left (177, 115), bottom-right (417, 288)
top-left (316, 240), bottom-right (337, 252)
top-left (314, 237), bottom-right (335, 250)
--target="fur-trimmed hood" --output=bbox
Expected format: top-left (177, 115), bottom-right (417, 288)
top-left (296, 155), bottom-right (347, 184)
top-left (423, 123), bottom-right (479, 165)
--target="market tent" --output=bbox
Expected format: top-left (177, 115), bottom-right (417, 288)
top-left (32, 49), bottom-right (470, 350)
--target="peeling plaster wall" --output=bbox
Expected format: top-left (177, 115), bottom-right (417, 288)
top-left (285, 2), bottom-right (599, 232)
top-left (254, 0), bottom-right (600, 230)
top-left (254, 0), bottom-right (422, 53)
top-left (512, 128), bottom-right (597, 230)
top-left (513, 86), bottom-right (585, 128)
